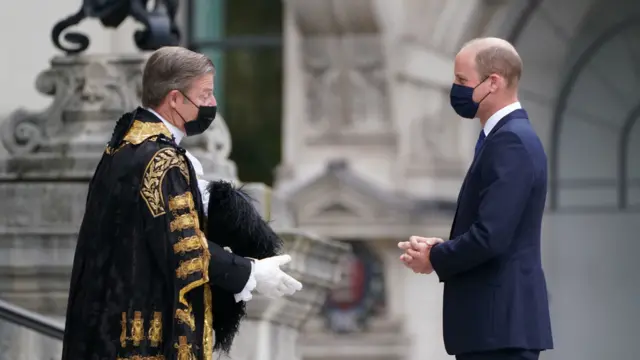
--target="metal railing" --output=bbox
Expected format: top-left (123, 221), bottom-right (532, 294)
top-left (0, 298), bottom-right (64, 340)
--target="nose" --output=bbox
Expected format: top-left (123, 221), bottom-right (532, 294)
top-left (206, 95), bottom-right (217, 107)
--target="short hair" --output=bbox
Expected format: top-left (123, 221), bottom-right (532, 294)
top-left (463, 38), bottom-right (523, 87)
top-left (141, 47), bottom-right (215, 107)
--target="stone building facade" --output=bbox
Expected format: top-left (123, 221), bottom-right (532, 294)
top-left (0, 1), bottom-right (639, 360)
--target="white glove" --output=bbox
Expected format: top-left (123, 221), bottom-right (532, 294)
top-left (253, 255), bottom-right (303, 299)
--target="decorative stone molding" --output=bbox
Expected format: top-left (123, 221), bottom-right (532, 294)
top-left (285, 0), bottom-right (392, 143)
top-left (302, 35), bottom-right (391, 142)
top-left (283, 160), bottom-right (455, 239)
top-left (287, 0), bottom-right (380, 35)
top-left (1, 55), bottom-right (144, 157)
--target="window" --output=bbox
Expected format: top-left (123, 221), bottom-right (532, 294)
top-left (186, 0), bottom-right (283, 185)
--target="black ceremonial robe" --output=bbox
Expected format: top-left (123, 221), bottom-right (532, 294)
top-left (61, 108), bottom-right (252, 360)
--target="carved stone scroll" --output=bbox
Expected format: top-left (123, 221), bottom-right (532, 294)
top-left (1, 55), bottom-right (145, 156)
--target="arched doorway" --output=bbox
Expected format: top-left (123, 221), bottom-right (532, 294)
top-left (551, 10), bottom-right (640, 212)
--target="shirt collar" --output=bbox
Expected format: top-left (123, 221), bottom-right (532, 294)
top-left (144, 107), bottom-right (185, 145)
top-left (483, 101), bottom-right (522, 135)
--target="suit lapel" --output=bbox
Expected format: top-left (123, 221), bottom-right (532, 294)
top-left (448, 109), bottom-right (529, 239)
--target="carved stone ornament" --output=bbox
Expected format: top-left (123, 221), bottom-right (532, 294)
top-left (287, 0), bottom-right (380, 35)
top-left (288, 0), bottom-right (391, 139)
top-left (303, 36), bottom-right (390, 137)
top-left (1, 55), bottom-right (145, 156)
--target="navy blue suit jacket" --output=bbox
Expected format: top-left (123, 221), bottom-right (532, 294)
top-left (430, 109), bottom-right (554, 355)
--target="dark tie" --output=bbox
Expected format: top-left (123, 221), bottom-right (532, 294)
top-left (474, 130), bottom-right (486, 158)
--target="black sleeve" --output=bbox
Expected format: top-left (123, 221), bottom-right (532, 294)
top-left (207, 240), bottom-right (252, 294)
top-left (140, 148), bottom-right (251, 306)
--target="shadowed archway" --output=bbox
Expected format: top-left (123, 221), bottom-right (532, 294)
top-left (498, 0), bottom-right (640, 212)
top-left (550, 16), bottom-right (640, 211)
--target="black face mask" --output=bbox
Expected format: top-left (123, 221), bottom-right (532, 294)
top-left (176, 92), bottom-right (217, 136)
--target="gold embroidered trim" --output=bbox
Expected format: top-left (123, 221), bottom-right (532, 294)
top-left (175, 228), bottom-right (211, 306)
top-left (117, 356), bottom-right (165, 360)
top-left (105, 120), bottom-right (172, 157)
top-left (131, 311), bottom-right (145, 346)
top-left (148, 312), bottom-right (163, 347)
top-left (198, 230), bottom-right (210, 250)
top-left (175, 336), bottom-right (195, 360)
top-left (173, 236), bottom-right (202, 254)
top-left (105, 135), bottom-right (163, 156)
top-left (203, 284), bottom-right (214, 360)
top-left (178, 277), bottom-right (207, 307)
top-left (140, 148), bottom-right (190, 217)
top-left (175, 305), bottom-right (196, 331)
top-left (168, 192), bottom-right (195, 212)
top-left (120, 312), bottom-right (128, 347)
top-left (124, 120), bottom-right (173, 145)
top-left (170, 212), bottom-right (198, 232)
top-left (176, 257), bottom-right (206, 280)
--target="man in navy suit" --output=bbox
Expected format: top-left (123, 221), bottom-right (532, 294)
top-left (399, 37), bottom-right (553, 360)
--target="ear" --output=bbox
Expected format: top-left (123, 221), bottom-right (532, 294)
top-left (488, 74), bottom-right (501, 91)
top-left (167, 90), bottom-right (180, 108)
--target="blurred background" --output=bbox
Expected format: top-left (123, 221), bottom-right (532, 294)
top-left (0, 0), bottom-right (639, 359)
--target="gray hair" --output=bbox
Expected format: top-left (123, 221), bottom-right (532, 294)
top-left (141, 46), bottom-right (215, 107)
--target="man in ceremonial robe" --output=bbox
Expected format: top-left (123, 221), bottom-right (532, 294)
top-left (61, 46), bottom-right (302, 360)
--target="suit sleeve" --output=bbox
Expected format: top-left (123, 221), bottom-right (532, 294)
top-left (430, 132), bottom-right (535, 281)
top-left (141, 148), bottom-right (252, 308)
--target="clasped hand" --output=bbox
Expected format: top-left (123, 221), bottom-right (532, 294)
top-left (398, 236), bottom-right (444, 274)
top-left (253, 255), bottom-right (303, 299)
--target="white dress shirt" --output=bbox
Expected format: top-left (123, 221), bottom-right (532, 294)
top-left (144, 108), bottom-right (256, 302)
top-left (483, 101), bottom-right (522, 135)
